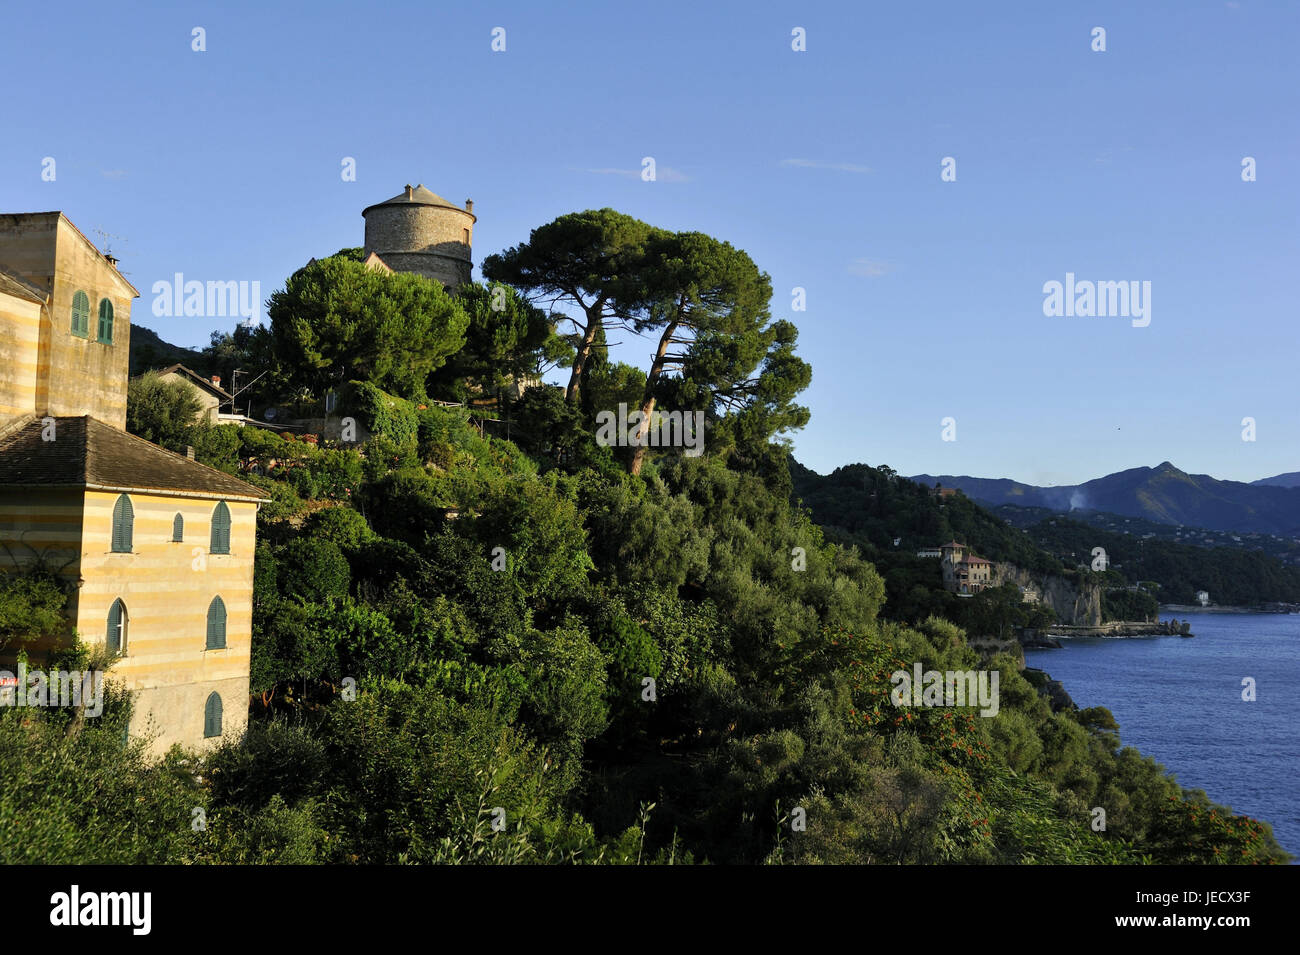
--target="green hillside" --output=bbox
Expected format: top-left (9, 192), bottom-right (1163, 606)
top-left (2, 228), bottom-right (1287, 865)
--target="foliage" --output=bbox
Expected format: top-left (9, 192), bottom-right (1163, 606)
top-left (0, 564), bottom-right (71, 651)
top-left (126, 371), bottom-right (206, 452)
top-left (266, 254), bottom-right (469, 400)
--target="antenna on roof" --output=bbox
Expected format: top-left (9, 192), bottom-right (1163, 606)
top-left (91, 227), bottom-right (129, 268)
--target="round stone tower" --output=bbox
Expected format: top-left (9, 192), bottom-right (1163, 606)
top-left (361, 184), bottom-right (476, 288)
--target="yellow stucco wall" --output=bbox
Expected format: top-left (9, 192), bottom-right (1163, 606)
top-left (75, 490), bottom-right (258, 755)
top-left (0, 292), bottom-right (43, 423)
top-left (43, 218), bottom-right (134, 429)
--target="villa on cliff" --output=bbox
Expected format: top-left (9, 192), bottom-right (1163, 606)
top-left (917, 540), bottom-right (995, 596)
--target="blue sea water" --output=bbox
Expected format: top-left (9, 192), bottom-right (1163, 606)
top-left (1023, 610), bottom-right (1300, 861)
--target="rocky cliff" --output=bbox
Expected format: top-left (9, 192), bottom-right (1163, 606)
top-left (993, 562), bottom-right (1102, 626)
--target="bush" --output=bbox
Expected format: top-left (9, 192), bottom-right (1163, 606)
top-left (277, 539), bottom-right (351, 603)
top-left (192, 424), bottom-right (242, 473)
top-left (346, 381), bottom-right (419, 446)
top-left (126, 371), bottom-right (206, 452)
top-left (0, 565), bottom-right (71, 651)
top-left (303, 507), bottom-right (374, 553)
top-left (309, 448), bottom-right (363, 501)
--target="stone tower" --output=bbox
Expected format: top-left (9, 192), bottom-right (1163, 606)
top-left (361, 184), bottom-right (475, 288)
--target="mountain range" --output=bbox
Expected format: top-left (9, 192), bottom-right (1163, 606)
top-left (908, 462), bottom-right (1300, 537)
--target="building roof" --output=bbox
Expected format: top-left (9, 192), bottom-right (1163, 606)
top-left (155, 364), bottom-right (232, 400)
top-left (361, 251), bottom-right (394, 273)
top-left (0, 266), bottom-right (46, 305)
top-left (0, 415), bottom-right (268, 502)
top-left (0, 212), bottom-right (140, 299)
top-left (963, 556), bottom-right (992, 565)
top-left (942, 540), bottom-right (964, 548)
top-left (362, 184), bottom-right (474, 218)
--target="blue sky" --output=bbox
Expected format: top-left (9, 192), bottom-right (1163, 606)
top-left (4, 0), bottom-right (1296, 485)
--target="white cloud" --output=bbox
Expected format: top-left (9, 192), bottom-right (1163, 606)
top-left (848, 258), bottom-right (896, 278)
top-left (584, 166), bottom-right (690, 182)
top-left (779, 158), bottom-right (871, 174)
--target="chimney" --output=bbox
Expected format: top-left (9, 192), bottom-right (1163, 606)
top-left (404, 184), bottom-right (413, 199)
top-left (465, 199), bottom-right (474, 213)
top-left (210, 375), bottom-right (221, 388)
top-left (104, 252), bottom-right (119, 268)
top-left (185, 446), bottom-right (195, 460)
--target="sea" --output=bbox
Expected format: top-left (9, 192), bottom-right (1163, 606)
top-left (1024, 609), bottom-right (1300, 861)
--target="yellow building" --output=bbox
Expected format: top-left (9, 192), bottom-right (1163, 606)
top-left (0, 212), bottom-right (267, 755)
top-left (0, 212), bottom-right (139, 429)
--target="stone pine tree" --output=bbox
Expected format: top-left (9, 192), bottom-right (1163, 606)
top-left (266, 254), bottom-right (469, 401)
top-left (626, 231), bottom-right (811, 475)
top-left (480, 209), bottom-right (662, 404)
top-left (426, 281), bottom-right (564, 402)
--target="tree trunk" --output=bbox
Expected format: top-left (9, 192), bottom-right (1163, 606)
top-left (629, 319), bottom-right (680, 475)
top-left (565, 305), bottom-right (603, 403)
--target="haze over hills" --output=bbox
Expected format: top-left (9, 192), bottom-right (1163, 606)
top-left (908, 463), bottom-right (1300, 538)
top-left (1252, 472), bottom-right (1300, 489)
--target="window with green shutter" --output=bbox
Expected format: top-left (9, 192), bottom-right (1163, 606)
top-left (210, 501), bottom-right (231, 554)
top-left (204, 693), bottom-right (223, 738)
top-left (172, 513), bottom-right (184, 542)
top-left (71, 290), bottom-right (90, 337)
top-left (106, 598), bottom-right (127, 654)
top-left (206, 595), bottom-right (226, 649)
top-left (111, 494), bottom-right (133, 552)
top-left (97, 298), bottom-right (114, 343)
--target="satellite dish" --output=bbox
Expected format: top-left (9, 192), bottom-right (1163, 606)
top-left (264, 407), bottom-right (278, 421)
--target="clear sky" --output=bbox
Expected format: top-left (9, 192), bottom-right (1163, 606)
top-left (4, 0), bottom-right (1296, 485)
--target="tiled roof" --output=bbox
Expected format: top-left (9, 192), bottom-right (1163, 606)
top-left (0, 415), bottom-right (268, 502)
top-left (363, 183), bottom-right (465, 215)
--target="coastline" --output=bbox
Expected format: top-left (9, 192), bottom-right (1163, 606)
top-left (1039, 619), bottom-right (1191, 640)
top-left (1160, 603), bottom-right (1300, 615)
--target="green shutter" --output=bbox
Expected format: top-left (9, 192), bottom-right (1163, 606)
top-left (106, 599), bottom-right (123, 654)
top-left (97, 298), bottom-right (113, 343)
top-left (111, 495), bottom-right (133, 552)
top-left (206, 596), bottom-right (226, 649)
top-left (172, 513), bottom-right (184, 542)
top-left (71, 291), bottom-right (89, 337)
top-left (210, 501), bottom-right (231, 554)
top-left (204, 693), bottom-right (223, 738)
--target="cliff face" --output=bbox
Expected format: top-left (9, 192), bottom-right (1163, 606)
top-left (993, 563), bottom-right (1102, 626)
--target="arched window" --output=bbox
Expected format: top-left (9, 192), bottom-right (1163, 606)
top-left (96, 298), bottom-right (114, 343)
top-left (71, 290), bottom-right (90, 337)
top-left (111, 494), bottom-right (133, 552)
top-left (172, 513), bottom-right (184, 542)
top-left (106, 598), bottom-right (127, 654)
top-left (206, 596), bottom-right (227, 649)
top-left (210, 501), bottom-right (231, 554)
top-left (204, 693), bottom-right (223, 738)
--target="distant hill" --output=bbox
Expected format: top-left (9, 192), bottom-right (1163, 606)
top-left (129, 322), bottom-right (208, 377)
top-left (1253, 472), bottom-right (1300, 488)
top-left (909, 462), bottom-right (1300, 537)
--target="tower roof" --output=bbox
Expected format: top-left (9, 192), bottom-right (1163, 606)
top-left (362, 184), bottom-right (473, 218)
